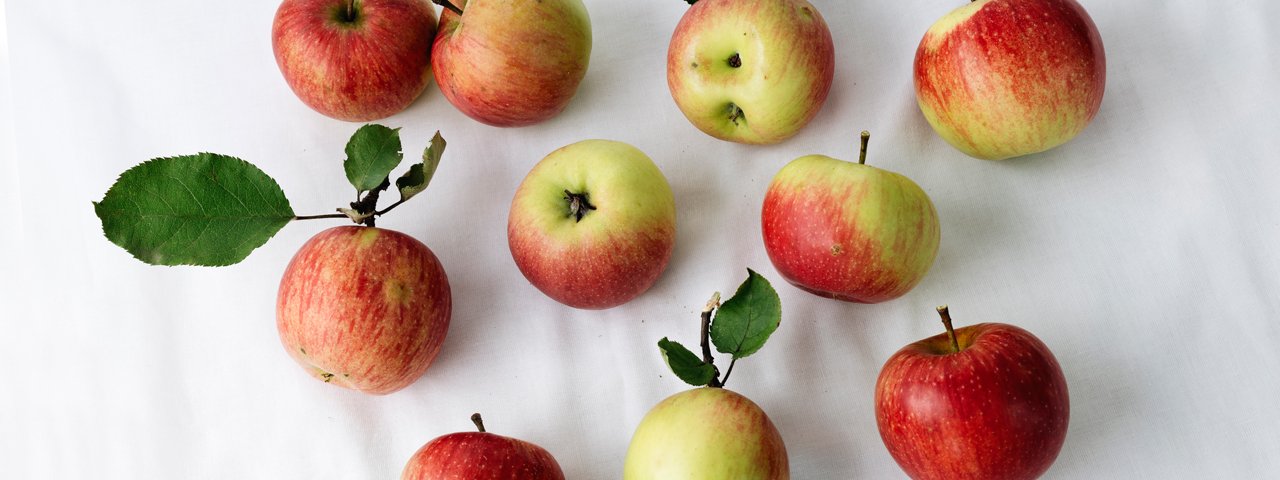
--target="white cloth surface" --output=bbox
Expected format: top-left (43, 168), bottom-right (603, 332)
top-left (3, 0), bottom-right (1280, 478)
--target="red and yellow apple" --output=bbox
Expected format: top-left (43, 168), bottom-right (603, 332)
top-left (272, 0), bottom-right (437, 121)
top-left (401, 413), bottom-right (564, 480)
top-left (623, 388), bottom-right (788, 479)
top-left (667, 0), bottom-right (834, 144)
top-left (914, 0), bottom-right (1106, 160)
top-left (507, 140), bottom-right (676, 310)
top-left (432, 0), bottom-right (592, 127)
top-left (761, 132), bottom-right (940, 303)
top-left (277, 226), bottom-right (451, 395)
top-left (875, 306), bottom-right (1070, 479)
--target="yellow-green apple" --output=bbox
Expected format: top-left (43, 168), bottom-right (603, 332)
top-left (507, 140), bottom-right (676, 309)
top-left (401, 413), bottom-right (564, 480)
top-left (875, 306), bottom-right (1070, 479)
top-left (431, 0), bottom-right (591, 127)
top-left (667, 0), bottom-right (834, 145)
top-left (277, 226), bottom-right (451, 395)
top-left (914, 0), bottom-right (1106, 160)
top-left (272, 0), bottom-right (437, 121)
top-left (624, 387), bottom-right (788, 479)
top-left (761, 132), bottom-right (940, 303)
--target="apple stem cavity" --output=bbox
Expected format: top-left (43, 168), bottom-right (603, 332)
top-left (563, 190), bottom-right (597, 222)
top-left (432, 0), bottom-right (464, 16)
top-left (700, 292), bottom-right (724, 388)
top-left (937, 305), bottom-right (960, 354)
top-left (858, 130), bottom-right (871, 165)
top-left (471, 413), bottom-right (487, 432)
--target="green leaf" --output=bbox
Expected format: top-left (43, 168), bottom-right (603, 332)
top-left (710, 269), bottom-right (782, 359)
top-left (93, 153), bottom-right (295, 266)
top-left (658, 338), bottom-right (715, 387)
top-left (396, 130), bottom-right (445, 202)
top-left (344, 124), bottom-right (403, 193)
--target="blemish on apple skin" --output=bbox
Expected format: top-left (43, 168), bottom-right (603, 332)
top-left (831, 244), bottom-right (843, 256)
top-left (321, 372), bottom-right (335, 383)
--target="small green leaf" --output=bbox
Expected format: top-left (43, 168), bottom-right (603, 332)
top-left (344, 124), bottom-right (403, 193)
top-left (396, 130), bottom-right (445, 202)
top-left (658, 338), bottom-right (715, 387)
top-left (93, 153), bottom-right (295, 266)
top-left (710, 269), bottom-right (782, 359)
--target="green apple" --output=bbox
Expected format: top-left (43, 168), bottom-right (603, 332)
top-left (507, 140), bottom-right (676, 309)
top-left (667, 0), bottom-right (834, 144)
top-left (624, 387), bottom-right (788, 479)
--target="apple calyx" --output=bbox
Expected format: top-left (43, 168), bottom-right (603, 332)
top-left (431, 0), bottom-right (464, 16)
top-left (858, 130), bottom-right (871, 165)
top-left (726, 103), bottom-right (745, 126)
top-left (562, 190), bottom-right (597, 222)
top-left (470, 413), bottom-right (487, 433)
top-left (936, 304), bottom-right (961, 354)
top-left (727, 53), bottom-right (741, 68)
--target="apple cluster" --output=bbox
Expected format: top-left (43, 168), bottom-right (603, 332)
top-left (137, 0), bottom-right (1105, 477)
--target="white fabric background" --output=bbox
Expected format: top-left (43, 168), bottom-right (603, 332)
top-left (3, 0), bottom-right (1279, 478)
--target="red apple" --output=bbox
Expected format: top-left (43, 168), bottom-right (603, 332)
top-left (272, 0), bottom-right (437, 121)
top-left (875, 306), bottom-right (1069, 479)
top-left (277, 226), bottom-right (451, 395)
top-left (431, 0), bottom-right (592, 127)
top-left (761, 132), bottom-right (940, 303)
top-left (401, 413), bottom-right (564, 480)
top-left (667, 0), bottom-right (834, 144)
top-left (914, 0), bottom-right (1105, 160)
top-left (507, 140), bottom-right (676, 309)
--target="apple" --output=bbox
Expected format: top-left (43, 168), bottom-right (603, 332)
top-left (761, 131), bottom-right (940, 304)
top-left (277, 225), bottom-right (451, 395)
top-left (624, 387), bottom-right (788, 479)
top-left (914, 0), bottom-right (1106, 160)
top-left (401, 413), bottom-right (564, 480)
top-left (431, 0), bottom-right (592, 127)
top-left (875, 306), bottom-right (1070, 479)
top-left (272, 0), bottom-right (437, 122)
top-left (667, 0), bottom-right (834, 145)
top-left (507, 139), bottom-right (676, 309)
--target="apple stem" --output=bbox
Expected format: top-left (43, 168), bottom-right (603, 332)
top-left (432, 0), bottom-right (464, 15)
top-left (344, 0), bottom-right (355, 21)
top-left (471, 413), bottom-right (486, 433)
top-left (700, 292), bottom-right (724, 388)
top-left (937, 305), bottom-right (960, 354)
top-left (858, 131), bottom-right (871, 165)
top-left (563, 190), bottom-right (597, 222)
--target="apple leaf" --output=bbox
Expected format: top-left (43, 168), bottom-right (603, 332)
top-left (396, 130), bottom-right (445, 202)
top-left (344, 124), bottom-right (403, 194)
top-left (710, 269), bottom-right (781, 359)
top-left (658, 337), bottom-right (715, 387)
top-left (93, 153), bottom-right (295, 266)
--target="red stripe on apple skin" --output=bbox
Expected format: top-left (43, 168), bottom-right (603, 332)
top-left (272, 0), bottom-right (436, 121)
top-left (914, 0), bottom-right (1104, 159)
top-left (276, 226), bottom-right (451, 395)
top-left (401, 431), bottom-right (565, 480)
top-left (507, 219), bottom-right (675, 310)
top-left (875, 323), bottom-right (1069, 480)
top-left (432, 0), bottom-right (591, 127)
